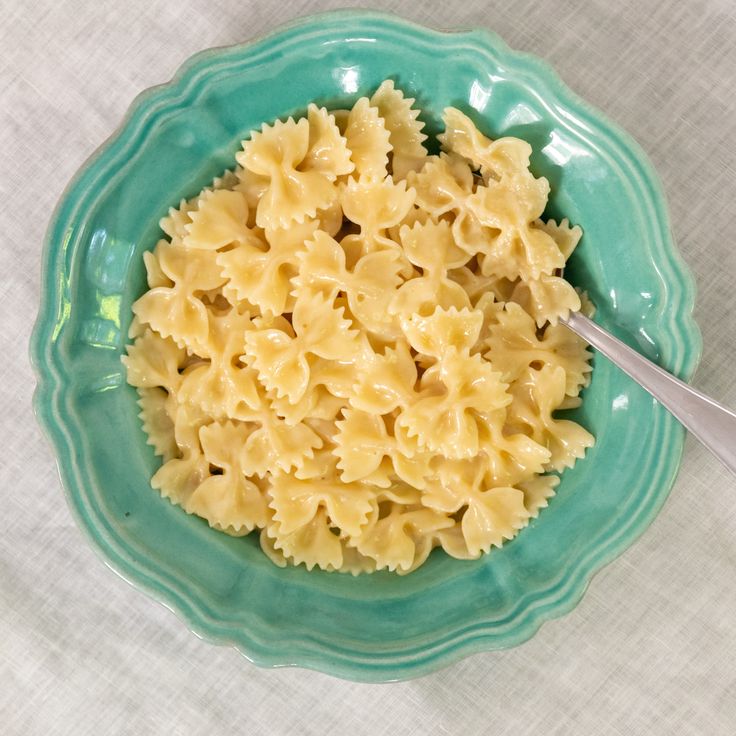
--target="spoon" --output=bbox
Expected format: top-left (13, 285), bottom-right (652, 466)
top-left (561, 311), bottom-right (736, 476)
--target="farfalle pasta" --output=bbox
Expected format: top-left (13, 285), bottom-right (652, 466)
top-left (124, 81), bottom-right (594, 575)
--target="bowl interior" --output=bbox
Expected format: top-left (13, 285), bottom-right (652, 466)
top-left (33, 12), bottom-right (700, 681)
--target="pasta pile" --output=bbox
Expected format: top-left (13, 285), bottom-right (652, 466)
top-left (123, 80), bottom-right (594, 575)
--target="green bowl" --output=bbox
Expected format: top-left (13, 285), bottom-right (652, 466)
top-left (31, 10), bottom-right (701, 682)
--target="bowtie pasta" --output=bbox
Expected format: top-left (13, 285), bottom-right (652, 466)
top-left (123, 80), bottom-right (594, 575)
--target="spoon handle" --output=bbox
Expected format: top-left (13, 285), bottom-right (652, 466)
top-left (562, 311), bottom-right (736, 476)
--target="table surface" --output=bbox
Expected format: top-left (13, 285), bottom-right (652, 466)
top-left (2, 1), bottom-right (735, 734)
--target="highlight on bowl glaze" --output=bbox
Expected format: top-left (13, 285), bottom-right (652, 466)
top-left (31, 11), bottom-right (701, 682)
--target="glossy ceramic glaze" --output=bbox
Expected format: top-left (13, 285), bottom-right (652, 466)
top-left (31, 11), bottom-right (701, 682)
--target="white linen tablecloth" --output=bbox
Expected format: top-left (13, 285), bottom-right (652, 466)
top-left (2, 0), bottom-right (735, 733)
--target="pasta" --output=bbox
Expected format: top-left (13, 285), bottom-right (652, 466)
top-left (123, 81), bottom-right (594, 575)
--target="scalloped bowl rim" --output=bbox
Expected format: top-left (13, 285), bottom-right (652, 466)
top-left (30, 10), bottom-right (702, 682)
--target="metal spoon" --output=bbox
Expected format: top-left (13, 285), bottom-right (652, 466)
top-left (561, 311), bottom-right (736, 476)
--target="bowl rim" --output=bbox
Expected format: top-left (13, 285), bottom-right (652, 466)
top-left (30, 9), bottom-right (702, 682)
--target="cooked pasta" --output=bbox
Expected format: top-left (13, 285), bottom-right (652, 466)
top-left (123, 82), bottom-right (594, 575)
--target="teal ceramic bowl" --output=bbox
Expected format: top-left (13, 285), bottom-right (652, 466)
top-left (31, 11), bottom-right (701, 682)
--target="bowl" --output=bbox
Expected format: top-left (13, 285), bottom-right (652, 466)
top-left (31, 10), bottom-right (701, 682)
